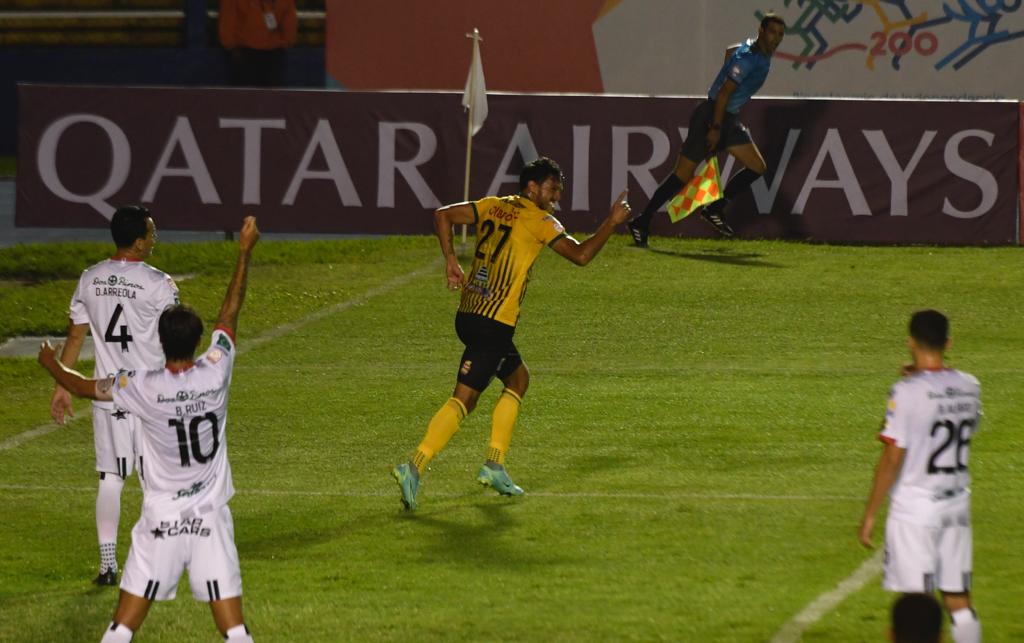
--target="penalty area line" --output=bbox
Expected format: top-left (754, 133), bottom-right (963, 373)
top-left (0, 260), bottom-right (438, 453)
top-left (770, 548), bottom-right (884, 643)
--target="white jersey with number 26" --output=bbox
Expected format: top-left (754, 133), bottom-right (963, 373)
top-left (70, 258), bottom-right (179, 408)
top-left (880, 368), bottom-right (981, 527)
top-left (113, 328), bottom-right (237, 522)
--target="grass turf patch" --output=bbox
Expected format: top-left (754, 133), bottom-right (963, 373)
top-left (1, 236), bottom-right (1022, 641)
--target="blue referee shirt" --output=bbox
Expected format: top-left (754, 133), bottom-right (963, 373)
top-left (707, 38), bottom-right (772, 114)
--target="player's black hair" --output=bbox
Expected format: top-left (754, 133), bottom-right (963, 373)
top-left (909, 309), bottom-right (949, 351)
top-left (158, 304), bottom-right (204, 361)
top-left (760, 12), bottom-right (787, 30)
top-left (110, 205), bottom-right (151, 249)
top-left (519, 157), bottom-right (566, 191)
top-left (891, 593), bottom-right (942, 643)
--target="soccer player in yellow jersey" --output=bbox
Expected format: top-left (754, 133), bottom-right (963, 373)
top-left (392, 157), bottom-right (632, 510)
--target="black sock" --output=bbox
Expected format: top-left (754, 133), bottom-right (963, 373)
top-left (633, 174), bottom-right (684, 227)
top-left (723, 168), bottom-right (761, 200)
top-left (706, 168), bottom-right (762, 215)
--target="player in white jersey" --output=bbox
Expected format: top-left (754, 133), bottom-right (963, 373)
top-left (859, 310), bottom-right (982, 643)
top-left (49, 205), bottom-right (179, 586)
top-left (38, 217), bottom-right (259, 643)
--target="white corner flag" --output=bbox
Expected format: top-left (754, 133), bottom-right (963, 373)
top-left (462, 28), bottom-right (487, 137)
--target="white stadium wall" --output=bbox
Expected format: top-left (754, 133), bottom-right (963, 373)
top-left (596, 0), bottom-right (1024, 99)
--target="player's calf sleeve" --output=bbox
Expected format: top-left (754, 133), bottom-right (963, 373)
top-left (487, 389), bottom-right (522, 465)
top-left (412, 398), bottom-right (468, 473)
top-left (636, 174), bottom-right (685, 224)
top-left (224, 623), bottom-right (254, 642)
top-left (100, 621), bottom-right (133, 642)
top-left (723, 168), bottom-right (762, 200)
top-left (97, 473), bottom-right (125, 569)
top-left (949, 607), bottom-right (980, 643)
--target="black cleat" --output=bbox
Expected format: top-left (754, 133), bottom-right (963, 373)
top-left (700, 205), bottom-right (734, 237)
top-left (626, 219), bottom-right (649, 248)
top-left (93, 569), bottom-right (118, 586)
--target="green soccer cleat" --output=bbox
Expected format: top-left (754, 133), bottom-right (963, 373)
top-left (392, 463), bottom-right (419, 510)
top-left (476, 464), bottom-right (525, 496)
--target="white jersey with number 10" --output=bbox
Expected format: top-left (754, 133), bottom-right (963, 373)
top-left (113, 328), bottom-right (237, 522)
top-left (880, 368), bottom-right (981, 527)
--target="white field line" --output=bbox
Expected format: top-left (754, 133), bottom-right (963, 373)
top-left (770, 549), bottom-right (884, 643)
top-left (0, 483), bottom-right (862, 503)
top-left (0, 421), bottom-right (82, 451)
top-left (236, 260), bottom-right (437, 355)
top-left (0, 261), bottom-right (437, 453)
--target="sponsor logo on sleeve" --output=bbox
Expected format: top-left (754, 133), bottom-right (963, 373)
top-left (216, 334), bottom-right (232, 352)
top-left (542, 215), bottom-right (565, 234)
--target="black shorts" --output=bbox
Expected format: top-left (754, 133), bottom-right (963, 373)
top-left (454, 312), bottom-right (523, 392)
top-left (679, 100), bottom-right (754, 163)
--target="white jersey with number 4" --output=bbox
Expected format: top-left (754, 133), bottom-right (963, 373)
top-left (880, 368), bottom-right (981, 527)
top-left (113, 328), bottom-right (237, 522)
top-left (70, 258), bottom-right (179, 409)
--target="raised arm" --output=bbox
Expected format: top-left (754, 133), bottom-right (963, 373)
top-left (724, 44), bottom-right (740, 63)
top-left (858, 441), bottom-right (905, 548)
top-left (433, 202), bottom-right (475, 291)
top-left (49, 321), bottom-right (88, 424)
top-left (550, 190), bottom-right (631, 267)
top-left (216, 216), bottom-right (260, 336)
top-left (38, 340), bottom-right (113, 402)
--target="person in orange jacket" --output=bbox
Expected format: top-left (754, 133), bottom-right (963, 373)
top-left (219, 0), bottom-right (298, 87)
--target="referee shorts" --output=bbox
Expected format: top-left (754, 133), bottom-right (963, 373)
top-left (680, 100), bottom-right (754, 163)
top-left (454, 312), bottom-right (523, 392)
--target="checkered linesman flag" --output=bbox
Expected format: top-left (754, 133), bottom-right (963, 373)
top-left (667, 157), bottom-right (722, 223)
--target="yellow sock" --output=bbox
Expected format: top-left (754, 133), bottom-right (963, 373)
top-left (412, 398), bottom-right (468, 473)
top-left (486, 388), bottom-right (522, 465)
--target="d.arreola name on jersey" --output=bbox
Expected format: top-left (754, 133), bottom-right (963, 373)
top-left (92, 274), bottom-right (146, 299)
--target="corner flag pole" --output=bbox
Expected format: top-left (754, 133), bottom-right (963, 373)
top-left (461, 28), bottom-right (486, 245)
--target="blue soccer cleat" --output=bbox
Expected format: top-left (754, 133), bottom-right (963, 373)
top-left (477, 464), bottom-right (525, 496)
top-left (392, 463), bottom-right (419, 510)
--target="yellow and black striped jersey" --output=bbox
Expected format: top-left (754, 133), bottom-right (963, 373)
top-left (458, 195), bottom-right (567, 327)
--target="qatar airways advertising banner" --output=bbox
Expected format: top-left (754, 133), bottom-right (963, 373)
top-left (16, 84), bottom-right (1019, 244)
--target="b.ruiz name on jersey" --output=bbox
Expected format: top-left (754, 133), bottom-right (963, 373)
top-left (92, 275), bottom-right (146, 298)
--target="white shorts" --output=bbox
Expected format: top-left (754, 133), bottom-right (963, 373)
top-left (121, 504), bottom-right (242, 602)
top-left (92, 405), bottom-right (138, 478)
top-left (884, 514), bottom-right (972, 593)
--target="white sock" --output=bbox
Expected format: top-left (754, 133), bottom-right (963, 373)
top-left (100, 621), bottom-right (133, 642)
top-left (96, 474), bottom-right (124, 571)
top-left (224, 624), bottom-right (253, 642)
top-left (950, 607), bottom-right (981, 643)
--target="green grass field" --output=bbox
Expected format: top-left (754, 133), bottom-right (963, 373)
top-left (1, 235), bottom-right (1022, 641)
